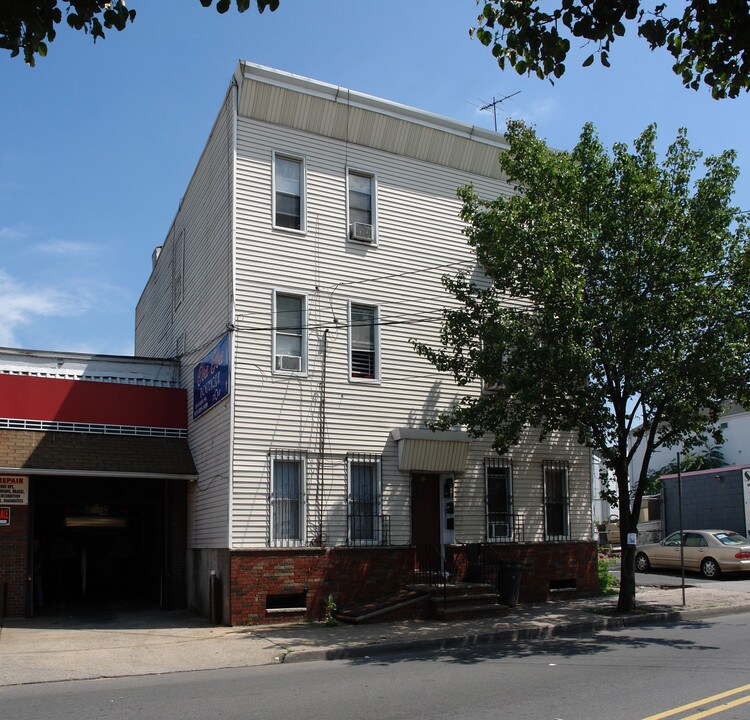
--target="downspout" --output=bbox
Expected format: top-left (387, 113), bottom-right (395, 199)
top-left (317, 329), bottom-right (329, 544)
top-left (227, 74), bottom-right (240, 612)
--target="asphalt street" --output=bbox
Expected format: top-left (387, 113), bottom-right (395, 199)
top-left (3, 612), bottom-right (750, 720)
top-left (611, 567), bottom-right (750, 592)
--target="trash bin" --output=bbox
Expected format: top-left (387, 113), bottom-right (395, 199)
top-left (498, 562), bottom-right (523, 607)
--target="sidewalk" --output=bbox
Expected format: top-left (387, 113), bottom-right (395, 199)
top-left (2, 584), bottom-right (750, 687)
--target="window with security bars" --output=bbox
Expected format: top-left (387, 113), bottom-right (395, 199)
top-left (347, 454), bottom-right (381, 543)
top-left (350, 303), bottom-right (378, 380)
top-left (270, 452), bottom-right (305, 546)
top-left (485, 458), bottom-right (513, 540)
top-left (543, 461), bottom-right (570, 541)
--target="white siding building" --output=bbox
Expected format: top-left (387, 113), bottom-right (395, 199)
top-left (136, 63), bottom-right (596, 625)
top-left (628, 404), bottom-right (750, 496)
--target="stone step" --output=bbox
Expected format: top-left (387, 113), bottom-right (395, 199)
top-left (335, 590), bottom-right (429, 624)
top-left (429, 592), bottom-right (500, 605)
top-left (433, 602), bottom-right (506, 621)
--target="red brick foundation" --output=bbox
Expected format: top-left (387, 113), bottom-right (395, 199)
top-left (229, 546), bottom-right (415, 625)
top-left (228, 541), bottom-right (598, 625)
top-left (0, 505), bottom-right (29, 617)
top-left (446, 541), bottom-right (599, 602)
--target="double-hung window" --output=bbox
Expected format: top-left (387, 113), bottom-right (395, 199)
top-left (274, 154), bottom-right (304, 231)
top-left (270, 452), bottom-right (305, 546)
top-left (486, 458), bottom-right (513, 541)
top-left (349, 302), bottom-right (379, 381)
top-left (348, 454), bottom-right (381, 543)
top-left (543, 461), bottom-right (570, 540)
top-left (274, 291), bottom-right (306, 373)
top-left (347, 170), bottom-right (376, 242)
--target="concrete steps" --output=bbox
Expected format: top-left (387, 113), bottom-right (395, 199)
top-left (335, 589), bottom-right (430, 624)
top-left (418, 582), bottom-right (506, 621)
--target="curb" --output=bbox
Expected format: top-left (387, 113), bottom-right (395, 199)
top-left (281, 603), bottom-right (750, 664)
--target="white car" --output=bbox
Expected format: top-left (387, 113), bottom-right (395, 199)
top-left (635, 529), bottom-right (750, 578)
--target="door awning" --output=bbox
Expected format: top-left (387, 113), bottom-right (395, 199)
top-left (390, 428), bottom-right (471, 473)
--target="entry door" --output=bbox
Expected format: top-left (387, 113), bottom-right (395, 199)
top-left (411, 473), bottom-right (441, 548)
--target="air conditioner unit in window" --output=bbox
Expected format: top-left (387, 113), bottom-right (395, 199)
top-left (276, 354), bottom-right (302, 372)
top-left (350, 222), bottom-right (374, 242)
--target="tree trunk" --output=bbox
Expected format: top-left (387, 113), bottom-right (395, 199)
top-left (616, 460), bottom-right (638, 613)
top-left (618, 543), bottom-right (636, 612)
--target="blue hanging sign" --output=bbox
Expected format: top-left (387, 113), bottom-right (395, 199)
top-left (193, 334), bottom-right (230, 419)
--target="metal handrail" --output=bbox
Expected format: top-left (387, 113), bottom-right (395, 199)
top-left (413, 544), bottom-right (452, 611)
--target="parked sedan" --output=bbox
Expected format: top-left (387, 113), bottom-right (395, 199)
top-left (635, 529), bottom-right (750, 578)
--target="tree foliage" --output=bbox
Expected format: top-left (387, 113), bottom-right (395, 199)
top-left (645, 443), bottom-right (727, 493)
top-left (472, 1), bottom-right (750, 99)
top-left (415, 120), bottom-right (750, 611)
top-left (0, 0), bottom-right (279, 66)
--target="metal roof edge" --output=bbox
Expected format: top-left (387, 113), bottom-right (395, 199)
top-left (0, 466), bottom-right (197, 481)
top-left (237, 60), bottom-right (509, 150)
top-left (660, 464), bottom-right (750, 479)
top-left (390, 427), bottom-right (471, 443)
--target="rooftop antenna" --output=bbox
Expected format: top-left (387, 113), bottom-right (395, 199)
top-left (479, 91), bottom-right (521, 132)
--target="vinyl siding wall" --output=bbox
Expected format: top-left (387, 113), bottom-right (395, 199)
top-left (231, 113), bottom-right (591, 549)
top-left (135, 89), bottom-right (235, 548)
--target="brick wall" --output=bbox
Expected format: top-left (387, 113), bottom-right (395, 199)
top-left (229, 546), bottom-right (415, 625)
top-left (447, 541), bottom-right (599, 602)
top-left (228, 542), bottom-right (597, 625)
top-left (0, 505), bottom-right (29, 616)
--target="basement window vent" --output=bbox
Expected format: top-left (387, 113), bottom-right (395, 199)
top-left (549, 578), bottom-right (577, 592)
top-left (266, 592), bottom-right (307, 612)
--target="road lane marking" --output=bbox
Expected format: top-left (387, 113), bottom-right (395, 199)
top-left (678, 694), bottom-right (750, 720)
top-left (642, 683), bottom-right (750, 720)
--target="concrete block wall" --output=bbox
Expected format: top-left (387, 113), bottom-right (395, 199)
top-left (663, 471), bottom-right (746, 536)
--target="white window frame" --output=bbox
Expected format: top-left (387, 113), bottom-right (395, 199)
top-left (272, 289), bottom-right (308, 375)
top-left (347, 455), bottom-right (382, 544)
top-left (346, 168), bottom-right (377, 245)
top-left (272, 152), bottom-right (306, 233)
top-left (543, 462), bottom-right (570, 541)
top-left (348, 300), bottom-right (380, 383)
top-left (485, 459), bottom-right (513, 541)
top-left (270, 453), bottom-right (306, 547)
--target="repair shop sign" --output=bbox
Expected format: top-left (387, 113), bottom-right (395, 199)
top-left (0, 476), bottom-right (29, 505)
top-left (0, 506), bottom-right (9, 526)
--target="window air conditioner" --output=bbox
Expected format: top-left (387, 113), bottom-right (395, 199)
top-left (276, 354), bottom-right (302, 372)
top-left (350, 222), bottom-right (374, 242)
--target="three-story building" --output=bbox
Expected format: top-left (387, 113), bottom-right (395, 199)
top-left (136, 62), bottom-right (597, 624)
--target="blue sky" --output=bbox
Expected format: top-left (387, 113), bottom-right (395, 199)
top-left (1, 0), bottom-right (748, 355)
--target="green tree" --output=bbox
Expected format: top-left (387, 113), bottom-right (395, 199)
top-left (415, 120), bottom-right (750, 612)
top-left (472, 1), bottom-right (750, 99)
top-left (1, 0), bottom-right (279, 66)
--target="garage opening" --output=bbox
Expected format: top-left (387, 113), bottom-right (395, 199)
top-left (31, 476), bottom-right (184, 614)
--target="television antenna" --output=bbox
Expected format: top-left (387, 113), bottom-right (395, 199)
top-left (479, 91), bottom-right (521, 132)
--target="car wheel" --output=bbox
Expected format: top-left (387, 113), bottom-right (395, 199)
top-left (635, 553), bottom-right (650, 572)
top-left (701, 557), bottom-right (721, 579)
